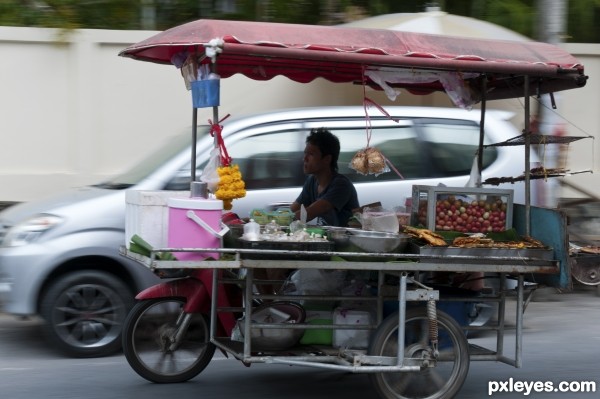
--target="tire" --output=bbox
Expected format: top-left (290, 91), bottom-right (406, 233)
top-left (122, 298), bottom-right (215, 383)
top-left (368, 308), bottom-right (470, 399)
top-left (40, 270), bottom-right (133, 358)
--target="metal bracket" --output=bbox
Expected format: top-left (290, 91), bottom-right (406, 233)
top-left (406, 289), bottom-right (439, 301)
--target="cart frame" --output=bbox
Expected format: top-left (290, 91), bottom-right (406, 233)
top-left (122, 245), bottom-right (556, 371)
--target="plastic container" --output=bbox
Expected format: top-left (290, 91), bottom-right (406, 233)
top-left (125, 190), bottom-right (189, 248)
top-left (249, 209), bottom-right (270, 225)
top-left (300, 309), bottom-right (333, 345)
top-left (191, 79), bottom-right (220, 108)
top-left (332, 307), bottom-right (373, 349)
top-left (268, 208), bottom-right (294, 226)
top-left (167, 197), bottom-right (224, 261)
top-left (242, 219), bottom-right (261, 240)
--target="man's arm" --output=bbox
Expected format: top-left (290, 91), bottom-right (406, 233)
top-left (290, 201), bottom-right (300, 212)
top-left (292, 198), bottom-right (334, 222)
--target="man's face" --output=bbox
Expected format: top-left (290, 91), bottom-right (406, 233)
top-left (303, 142), bottom-right (330, 175)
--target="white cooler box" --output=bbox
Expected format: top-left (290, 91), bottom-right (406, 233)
top-left (125, 190), bottom-right (189, 248)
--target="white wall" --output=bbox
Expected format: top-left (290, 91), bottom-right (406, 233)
top-left (0, 26), bottom-right (364, 202)
top-left (1, 26), bottom-right (599, 203)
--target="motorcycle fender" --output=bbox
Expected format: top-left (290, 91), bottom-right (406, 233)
top-left (135, 278), bottom-right (209, 313)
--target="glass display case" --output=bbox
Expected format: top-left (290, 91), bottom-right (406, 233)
top-left (411, 185), bottom-right (514, 233)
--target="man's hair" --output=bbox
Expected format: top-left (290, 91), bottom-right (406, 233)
top-left (306, 127), bottom-right (340, 172)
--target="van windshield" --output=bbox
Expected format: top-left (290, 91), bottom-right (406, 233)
top-left (94, 130), bottom-right (202, 189)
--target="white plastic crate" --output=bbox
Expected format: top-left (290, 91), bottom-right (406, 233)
top-left (125, 190), bottom-right (189, 248)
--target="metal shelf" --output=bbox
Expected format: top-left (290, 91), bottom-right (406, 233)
top-left (483, 169), bottom-right (592, 186)
top-left (484, 134), bottom-right (588, 147)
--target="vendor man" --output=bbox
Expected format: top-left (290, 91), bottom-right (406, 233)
top-left (258, 128), bottom-right (359, 295)
top-left (291, 127), bottom-right (359, 227)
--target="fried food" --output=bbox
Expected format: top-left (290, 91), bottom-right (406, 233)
top-left (404, 226), bottom-right (447, 246)
top-left (453, 236), bottom-right (494, 247)
top-left (521, 235), bottom-right (546, 248)
top-left (350, 147), bottom-right (387, 175)
top-left (452, 235), bottom-right (546, 249)
top-left (350, 149), bottom-right (368, 174)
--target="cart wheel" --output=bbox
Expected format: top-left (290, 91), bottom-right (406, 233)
top-left (122, 298), bottom-right (215, 383)
top-left (368, 308), bottom-right (470, 399)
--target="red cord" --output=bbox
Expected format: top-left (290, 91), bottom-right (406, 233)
top-left (208, 114), bottom-right (232, 166)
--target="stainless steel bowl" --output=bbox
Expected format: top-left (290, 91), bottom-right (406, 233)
top-left (240, 301), bottom-right (306, 351)
top-left (327, 227), bottom-right (409, 253)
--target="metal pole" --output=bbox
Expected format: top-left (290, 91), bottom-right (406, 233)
top-left (496, 273), bottom-right (506, 357)
top-left (209, 269), bottom-right (218, 342)
top-left (515, 274), bottom-right (525, 368)
top-left (210, 62), bottom-right (220, 151)
top-left (396, 274), bottom-right (407, 366)
top-left (191, 108), bottom-right (198, 183)
top-left (243, 268), bottom-right (254, 360)
top-left (524, 75), bottom-right (531, 236)
top-left (477, 77), bottom-right (487, 186)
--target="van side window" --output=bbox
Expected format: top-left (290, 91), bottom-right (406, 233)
top-left (419, 120), bottom-right (498, 177)
top-left (226, 130), bottom-right (304, 189)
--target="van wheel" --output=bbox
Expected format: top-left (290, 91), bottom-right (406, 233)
top-left (40, 270), bottom-right (133, 358)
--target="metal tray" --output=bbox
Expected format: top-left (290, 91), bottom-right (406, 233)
top-left (409, 242), bottom-right (555, 260)
top-left (238, 239), bottom-right (335, 260)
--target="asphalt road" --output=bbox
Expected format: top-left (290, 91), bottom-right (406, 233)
top-left (1, 286), bottom-right (598, 399)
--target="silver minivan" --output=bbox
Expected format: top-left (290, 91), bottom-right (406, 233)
top-left (0, 106), bottom-right (538, 357)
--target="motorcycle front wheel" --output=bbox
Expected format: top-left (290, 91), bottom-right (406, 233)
top-left (122, 298), bottom-right (216, 383)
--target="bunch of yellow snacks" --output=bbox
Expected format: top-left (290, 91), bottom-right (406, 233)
top-left (215, 164), bottom-right (246, 210)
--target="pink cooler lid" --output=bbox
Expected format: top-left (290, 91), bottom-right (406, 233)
top-left (168, 197), bottom-right (223, 210)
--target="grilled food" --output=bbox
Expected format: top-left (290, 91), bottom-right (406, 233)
top-left (452, 235), bottom-right (546, 249)
top-left (404, 226), bottom-right (447, 246)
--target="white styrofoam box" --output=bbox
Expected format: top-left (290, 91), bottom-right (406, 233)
top-left (125, 190), bottom-right (189, 248)
top-left (332, 307), bottom-right (373, 349)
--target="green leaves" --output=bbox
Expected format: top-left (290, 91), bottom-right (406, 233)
top-left (1, 1), bottom-right (598, 43)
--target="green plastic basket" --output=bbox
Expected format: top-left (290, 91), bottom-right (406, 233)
top-left (268, 209), bottom-right (294, 226)
top-left (250, 209), bottom-right (269, 225)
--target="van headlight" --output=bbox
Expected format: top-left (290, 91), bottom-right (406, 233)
top-left (2, 215), bottom-right (64, 247)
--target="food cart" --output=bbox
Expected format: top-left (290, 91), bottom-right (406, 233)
top-left (117, 19), bottom-right (588, 399)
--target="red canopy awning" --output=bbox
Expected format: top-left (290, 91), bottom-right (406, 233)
top-left (119, 19), bottom-right (587, 102)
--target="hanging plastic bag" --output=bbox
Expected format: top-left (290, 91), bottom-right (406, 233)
top-left (200, 147), bottom-right (221, 193)
top-left (362, 206), bottom-right (399, 233)
top-left (465, 153), bottom-right (481, 187)
top-left (349, 147), bottom-right (390, 176)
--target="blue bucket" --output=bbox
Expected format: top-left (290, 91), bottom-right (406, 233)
top-left (191, 79), bottom-right (220, 108)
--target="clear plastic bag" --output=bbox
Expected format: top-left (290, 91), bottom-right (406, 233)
top-left (200, 147), bottom-right (221, 193)
top-left (283, 269), bottom-right (346, 297)
top-left (348, 147), bottom-right (390, 176)
top-left (361, 206), bottom-right (399, 233)
top-left (465, 154), bottom-right (481, 187)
